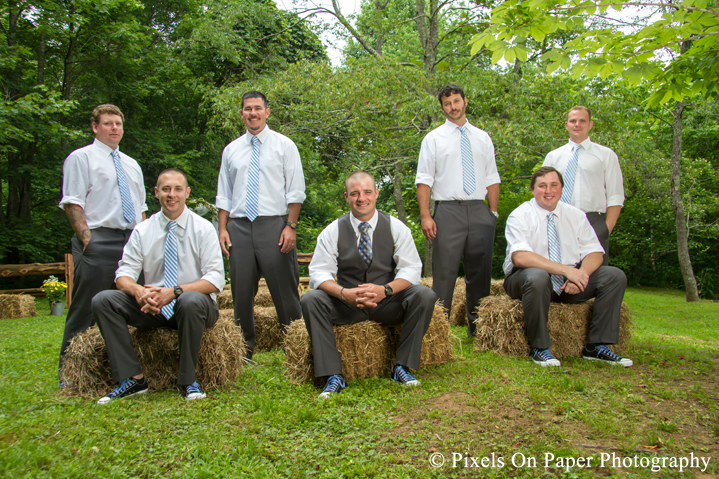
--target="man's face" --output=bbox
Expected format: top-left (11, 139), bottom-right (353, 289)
top-left (532, 172), bottom-right (563, 211)
top-left (344, 175), bottom-right (378, 221)
top-left (440, 92), bottom-right (468, 125)
top-left (155, 172), bottom-right (190, 220)
top-left (92, 113), bottom-right (124, 149)
top-left (241, 97), bottom-right (270, 135)
top-left (565, 109), bottom-right (593, 143)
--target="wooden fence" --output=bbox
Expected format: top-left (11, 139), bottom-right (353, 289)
top-left (0, 254), bottom-right (74, 306)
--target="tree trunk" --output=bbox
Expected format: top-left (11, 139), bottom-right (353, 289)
top-left (670, 100), bottom-right (700, 301)
top-left (414, 0), bottom-right (439, 76)
top-left (392, 161), bottom-right (407, 224)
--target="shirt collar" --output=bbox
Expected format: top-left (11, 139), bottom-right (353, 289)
top-left (442, 118), bottom-right (472, 133)
top-left (568, 137), bottom-right (593, 150)
top-left (92, 138), bottom-right (120, 157)
top-left (530, 198), bottom-right (563, 221)
top-left (349, 209), bottom-right (378, 234)
top-left (159, 205), bottom-right (190, 230)
top-left (246, 125), bottom-right (272, 146)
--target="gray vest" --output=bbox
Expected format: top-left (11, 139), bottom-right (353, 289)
top-left (337, 211), bottom-right (396, 288)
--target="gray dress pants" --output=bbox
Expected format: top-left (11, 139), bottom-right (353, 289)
top-left (92, 290), bottom-right (219, 385)
top-left (432, 200), bottom-right (497, 336)
top-left (227, 216), bottom-right (301, 353)
top-left (59, 227), bottom-right (133, 373)
top-left (301, 285), bottom-right (436, 378)
top-left (503, 266), bottom-right (626, 350)
top-left (585, 212), bottom-right (610, 266)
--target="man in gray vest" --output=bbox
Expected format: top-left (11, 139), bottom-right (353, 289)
top-left (301, 171), bottom-right (436, 399)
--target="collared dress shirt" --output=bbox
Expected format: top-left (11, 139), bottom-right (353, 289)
top-left (542, 137), bottom-right (625, 213)
top-left (503, 199), bottom-right (604, 276)
top-left (216, 126), bottom-right (306, 217)
top-left (308, 210), bottom-right (423, 290)
top-left (116, 206), bottom-right (225, 302)
top-left (59, 139), bottom-right (147, 229)
top-left (415, 119), bottom-right (501, 201)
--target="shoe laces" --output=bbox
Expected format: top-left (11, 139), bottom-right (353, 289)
top-left (323, 375), bottom-right (345, 393)
top-left (394, 365), bottom-right (417, 383)
top-left (109, 378), bottom-right (135, 398)
top-left (186, 382), bottom-right (202, 394)
top-left (533, 348), bottom-right (556, 361)
top-left (596, 345), bottom-right (622, 360)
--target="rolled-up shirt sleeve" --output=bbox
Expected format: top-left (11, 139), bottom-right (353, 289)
top-left (308, 222), bottom-right (339, 290)
top-left (415, 135), bottom-right (436, 188)
top-left (483, 136), bottom-right (501, 187)
top-left (199, 226), bottom-right (226, 292)
top-left (215, 148), bottom-right (234, 212)
top-left (115, 230), bottom-right (144, 282)
top-left (59, 152), bottom-right (89, 210)
top-left (605, 150), bottom-right (625, 207)
top-left (390, 219), bottom-right (422, 285)
top-left (283, 141), bottom-right (306, 204)
top-left (505, 213), bottom-right (535, 263)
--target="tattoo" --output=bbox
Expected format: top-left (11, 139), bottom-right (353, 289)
top-left (65, 204), bottom-right (91, 242)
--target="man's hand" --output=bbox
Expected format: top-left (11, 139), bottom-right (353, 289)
top-left (139, 285), bottom-right (175, 315)
top-left (354, 283), bottom-right (385, 309)
top-left (420, 216), bottom-right (437, 240)
top-left (218, 229), bottom-right (232, 258)
top-left (562, 281), bottom-right (582, 295)
top-left (563, 267), bottom-right (590, 293)
top-left (278, 226), bottom-right (296, 254)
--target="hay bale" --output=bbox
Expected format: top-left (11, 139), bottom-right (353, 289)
top-left (254, 286), bottom-right (274, 307)
top-left (217, 290), bottom-right (233, 310)
top-left (0, 294), bottom-right (36, 319)
top-left (449, 277), bottom-right (467, 326)
top-left (490, 279), bottom-right (505, 296)
top-left (473, 296), bottom-right (632, 358)
top-left (254, 306), bottom-right (285, 352)
top-left (62, 314), bottom-right (246, 398)
top-left (284, 302), bottom-right (455, 383)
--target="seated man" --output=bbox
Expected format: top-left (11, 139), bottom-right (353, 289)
top-left (92, 168), bottom-right (225, 404)
top-left (503, 166), bottom-right (632, 368)
top-left (302, 171), bottom-right (437, 398)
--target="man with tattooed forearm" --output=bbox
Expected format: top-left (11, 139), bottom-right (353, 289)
top-left (57, 104), bottom-right (147, 386)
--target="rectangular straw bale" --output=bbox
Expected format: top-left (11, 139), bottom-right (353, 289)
top-left (449, 277), bottom-right (467, 326)
top-left (0, 294), bottom-right (37, 319)
top-left (61, 314), bottom-right (246, 398)
top-left (253, 306), bottom-right (285, 352)
top-left (391, 301), bottom-right (455, 367)
top-left (217, 290), bottom-right (233, 310)
top-left (473, 296), bottom-right (632, 358)
top-left (490, 279), bottom-right (506, 296)
top-left (254, 286), bottom-right (274, 307)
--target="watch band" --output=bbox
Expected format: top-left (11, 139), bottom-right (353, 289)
top-left (286, 221), bottom-right (298, 230)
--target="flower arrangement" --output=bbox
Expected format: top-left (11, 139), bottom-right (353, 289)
top-left (42, 275), bottom-right (68, 306)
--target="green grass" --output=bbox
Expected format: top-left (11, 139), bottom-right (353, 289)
top-left (1, 288), bottom-right (718, 478)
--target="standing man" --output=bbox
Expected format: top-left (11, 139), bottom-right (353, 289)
top-left (503, 166), bottom-right (632, 368)
top-left (92, 169), bottom-right (225, 403)
top-left (302, 171), bottom-right (436, 399)
top-left (216, 91), bottom-right (305, 359)
top-left (542, 106), bottom-right (624, 265)
top-left (416, 84), bottom-right (501, 336)
top-left (58, 104), bottom-right (147, 383)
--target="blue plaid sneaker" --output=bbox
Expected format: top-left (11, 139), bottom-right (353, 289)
top-left (97, 377), bottom-right (148, 405)
top-left (319, 375), bottom-right (346, 399)
top-left (183, 382), bottom-right (206, 400)
top-left (531, 348), bottom-right (561, 367)
top-left (582, 345), bottom-right (633, 367)
top-left (391, 365), bottom-right (420, 386)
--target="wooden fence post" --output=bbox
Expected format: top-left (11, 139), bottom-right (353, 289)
top-left (65, 254), bottom-right (73, 307)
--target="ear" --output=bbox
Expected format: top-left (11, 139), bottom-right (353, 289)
top-left (185, 187), bottom-right (191, 198)
top-left (154, 186), bottom-right (159, 198)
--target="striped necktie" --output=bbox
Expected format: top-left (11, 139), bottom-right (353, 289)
top-left (458, 126), bottom-right (476, 195)
top-left (358, 222), bottom-right (373, 266)
top-left (560, 143), bottom-right (581, 204)
top-left (547, 212), bottom-right (564, 294)
top-left (161, 221), bottom-right (178, 320)
top-left (112, 149), bottom-right (136, 223)
top-left (246, 136), bottom-right (260, 221)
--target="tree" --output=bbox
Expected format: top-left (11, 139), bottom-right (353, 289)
top-left (472, 0), bottom-right (719, 301)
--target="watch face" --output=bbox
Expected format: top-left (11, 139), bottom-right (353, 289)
top-left (384, 284), bottom-right (393, 296)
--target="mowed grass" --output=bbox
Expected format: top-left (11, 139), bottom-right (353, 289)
top-left (0, 288), bottom-right (717, 478)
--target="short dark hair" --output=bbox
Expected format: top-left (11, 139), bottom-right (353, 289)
top-left (437, 84), bottom-right (465, 105)
top-left (241, 91), bottom-right (268, 109)
top-left (530, 166), bottom-right (564, 190)
top-left (345, 170), bottom-right (376, 192)
top-left (566, 105), bottom-right (592, 121)
top-left (157, 168), bottom-right (189, 187)
top-left (91, 104), bottom-right (124, 124)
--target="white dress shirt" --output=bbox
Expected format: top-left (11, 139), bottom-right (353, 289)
top-left (503, 199), bottom-right (604, 276)
top-left (59, 139), bottom-right (147, 229)
top-left (415, 119), bottom-right (501, 201)
top-left (116, 206), bottom-right (225, 302)
top-left (542, 137), bottom-right (625, 213)
top-left (216, 126), bottom-right (306, 218)
top-left (308, 210), bottom-right (423, 290)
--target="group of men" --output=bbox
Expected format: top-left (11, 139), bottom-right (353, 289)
top-left (58, 85), bottom-right (631, 405)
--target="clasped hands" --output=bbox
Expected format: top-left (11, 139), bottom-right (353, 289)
top-left (341, 283), bottom-right (386, 309)
top-left (135, 285), bottom-right (175, 315)
top-left (561, 267), bottom-right (590, 295)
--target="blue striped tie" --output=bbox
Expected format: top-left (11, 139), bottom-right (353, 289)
top-left (358, 222), bottom-right (373, 266)
top-left (458, 126), bottom-right (475, 195)
top-left (161, 221), bottom-right (179, 320)
top-left (246, 136), bottom-right (260, 221)
top-left (560, 143), bottom-right (581, 204)
top-left (547, 212), bottom-right (564, 294)
top-left (112, 150), bottom-right (136, 223)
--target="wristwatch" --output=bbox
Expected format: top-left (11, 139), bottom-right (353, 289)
top-left (173, 286), bottom-right (183, 298)
top-left (384, 284), bottom-right (393, 297)
top-left (286, 221), bottom-right (298, 230)
top-left (490, 211), bottom-right (499, 219)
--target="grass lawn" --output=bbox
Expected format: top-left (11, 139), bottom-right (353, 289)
top-left (1, 287), bottom-right (717, 478)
